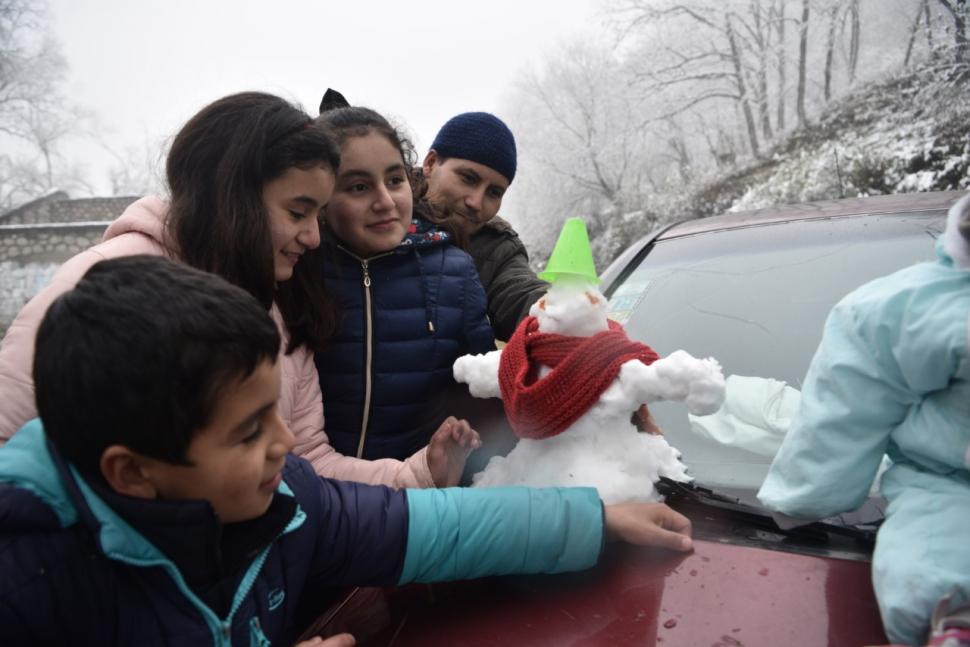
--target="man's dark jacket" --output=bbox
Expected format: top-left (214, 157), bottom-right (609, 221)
top-left (468, 217), bottom-right (549, 341)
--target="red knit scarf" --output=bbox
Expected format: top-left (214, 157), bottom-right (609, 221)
top-left (498, 315), bottom-right (660, 439)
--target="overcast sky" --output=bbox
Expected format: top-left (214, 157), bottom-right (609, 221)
top-left (47, 0), bottom-right (603, 194)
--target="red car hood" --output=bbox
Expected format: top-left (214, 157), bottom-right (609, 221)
top-left (313, 538), bottom-right (887, 646)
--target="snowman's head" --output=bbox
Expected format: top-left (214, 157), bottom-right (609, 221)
top-left (530, 278), bottom-right (609, 336)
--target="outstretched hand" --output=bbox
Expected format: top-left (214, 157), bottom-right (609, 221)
top-left (427, 416), bottom-right (482, 487)
top-left (604, 502), bottom-right (693, 552)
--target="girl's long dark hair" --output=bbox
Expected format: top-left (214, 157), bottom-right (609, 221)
top-left (165, 91), bottom-right (342, 352)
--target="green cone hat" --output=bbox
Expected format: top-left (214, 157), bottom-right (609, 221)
top-left (538, 218), bottom-right (599, 284)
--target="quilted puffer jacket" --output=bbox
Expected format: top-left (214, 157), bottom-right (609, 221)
top-left (0, 419), bottom-right (605, 645)
top-left (316, 218), bottom-right (495, 460)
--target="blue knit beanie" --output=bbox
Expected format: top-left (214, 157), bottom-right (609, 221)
top-left (430, 112), bottom-right (517, 183)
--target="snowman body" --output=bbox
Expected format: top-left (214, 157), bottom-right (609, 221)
top-left (453, 281), bottom-right (725, 504)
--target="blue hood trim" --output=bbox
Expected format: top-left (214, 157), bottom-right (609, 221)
top-left (0, 419), bottom-right (309, 644)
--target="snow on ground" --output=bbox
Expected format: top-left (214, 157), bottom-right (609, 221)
top-left (729, 74), bottom-right (970, 212)
top-left (591, 66), bottom-right (970, 267)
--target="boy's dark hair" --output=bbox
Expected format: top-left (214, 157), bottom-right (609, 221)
top-left (33, 255), bottom-right (281, 475)
top-left (316, 104), bottom-right (468, 249)
top-left (166, 91), bottom-right (341, 353)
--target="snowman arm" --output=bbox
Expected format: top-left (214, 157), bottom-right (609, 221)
top-left (618, 350), bottom-right (725, 415)
top-left (453, 349), bottom-right (504, 399)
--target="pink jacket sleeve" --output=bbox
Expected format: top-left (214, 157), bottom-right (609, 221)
top-left (0, 233), bottom-right (168, 444)
top-left (277, 334), bottom-right (436, 489)
top-left (0, 243), bottom-right (149, 443)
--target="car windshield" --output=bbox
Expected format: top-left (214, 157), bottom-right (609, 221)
top-left (605, 211), bottom-right (945, 511)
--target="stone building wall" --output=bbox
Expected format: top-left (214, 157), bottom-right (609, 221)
top-left (0, 193), bottom-right (139, 225)
top-left (0, 223), bottom-right (111, 336)
top-left (0, 222), bottom-right (109, 263)
top-left (0, 261), bottom-right (61, 336)
top-left (0, 193), bottom-right (138, 337)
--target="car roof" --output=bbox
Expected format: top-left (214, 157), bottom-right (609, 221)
top-left (660, 190), bottom-right (965, 240)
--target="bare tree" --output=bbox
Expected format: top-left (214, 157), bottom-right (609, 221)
top-left (1, 2), bottom-right (65, 138)
top-left (510, 39), bottom-right (658, 235)
top-left (927, 0), bottom-right (938, 59)
top-left (936, 0), bottom-right (968, 62)
top-left (97, 131), bottom-right (166, 197)
top-left (0, 0), bottom-right (89, 210)
top-left (796, 0), bottom-right (810, 126)
top-left (774, 0), bottom-right (787, 131)
top-left (725, 12), bottom-right (761, 156)
top-left (0, 155), bottom-right (47, 210)
top-left (823, 2), bottom-right (840, 102)
top-left (507, 0), bottom-right (963, 254)
top-left (660, 118), bottom-right (694, 183)
top-left (904, 0), bottom-right (931, 67)
top-left (750, 0), bottom-right (775, 140)
top-left (846, 0), bottom-right (861, 82)
top-left (613, 1), bottom-right (775, 157)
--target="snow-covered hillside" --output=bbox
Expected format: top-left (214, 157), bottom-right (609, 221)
top-left (589, 64), bottom-right (970, 269)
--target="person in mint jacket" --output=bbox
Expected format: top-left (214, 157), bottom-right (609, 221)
top-left (758, 193), bottom-right (970, 646)
top-left (0, 255), bottom-right (692, 647)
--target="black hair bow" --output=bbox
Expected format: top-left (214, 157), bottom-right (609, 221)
top-left (319, 88), bottom-right (350, 114)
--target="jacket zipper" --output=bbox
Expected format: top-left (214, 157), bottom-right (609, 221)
top-left (347, 249), bottom-right (394, 459)
top-left (356, 259), bottom-right (373, 459)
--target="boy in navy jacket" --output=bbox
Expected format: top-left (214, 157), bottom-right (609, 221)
top-left (0, 255), bottom-right (692, 646)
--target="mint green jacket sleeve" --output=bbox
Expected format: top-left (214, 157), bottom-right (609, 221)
top-left (758, 262), bottom-right (969, 520)
top-left (398, 486), bottom-right (603, 584)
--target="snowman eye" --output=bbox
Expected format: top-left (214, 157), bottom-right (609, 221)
top-left (538, 298), bottom-right (546, 311)
top-left (586, 293), bottom-right (600, 305)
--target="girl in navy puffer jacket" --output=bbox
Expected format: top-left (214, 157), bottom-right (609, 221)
top-left (315, 99), bottom-right (495, 462)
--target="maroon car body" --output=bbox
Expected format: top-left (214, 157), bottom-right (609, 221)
top-left (310, 191), bottom-right (966, 646)
top-left (313, 529), bottom-right (885, 646)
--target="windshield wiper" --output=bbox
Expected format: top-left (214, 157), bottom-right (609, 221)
top-left (656, 477), bottom-right (880, 548)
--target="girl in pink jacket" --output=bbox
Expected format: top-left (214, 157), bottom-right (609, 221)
top-left (0, 91), bottom-right (477, 489)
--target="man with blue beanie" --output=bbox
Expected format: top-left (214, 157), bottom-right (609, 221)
top-left (422, 112), bottom-right (548, 341)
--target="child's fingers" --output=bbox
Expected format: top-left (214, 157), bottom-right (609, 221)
top-left (431, 417), bottom-right (457, 443)
top-left (463, 428), bottom-right (482, 449)
top-left (431, 417), bottom-right (480, 453)
top-left (454, 420), bottom-right (481, 449)
top-left (652, 505), bottom-right (692, 536)
top-left (447, 418), bottom-right (470, 441)
top-left (642, 524), bottom-right (693, 552)
top-left (605, 503), bottom-right (693, 551)
top-left (294, 633), bottom-right (356, 647)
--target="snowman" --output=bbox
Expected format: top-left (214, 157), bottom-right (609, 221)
top-left (453, 218), bottom-right (726, 504)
